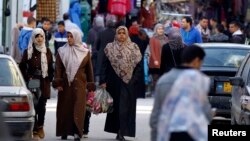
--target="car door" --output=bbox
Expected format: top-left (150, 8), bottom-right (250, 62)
top-left (231, 53), bottom-right (250, 123)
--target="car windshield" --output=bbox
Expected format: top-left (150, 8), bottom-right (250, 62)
top-left (203, 48), bottom-right (248, 68)
top-left (0, 58), bottom-right (22, 86)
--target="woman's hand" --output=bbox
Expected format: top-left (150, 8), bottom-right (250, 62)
top-left (100, 83), bottom-right (107, 89)
top-left (87, 83), bottom-right (96, 91)
top-left (57, 87), bottom-right (63, 91)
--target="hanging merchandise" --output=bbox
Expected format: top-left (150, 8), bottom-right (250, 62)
top-left (108, 0), bottom-right (131, 16)
top-left (80, 0), bottom-right (91, 42)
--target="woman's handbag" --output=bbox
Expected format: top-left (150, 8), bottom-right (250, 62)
top-left (27, 79), bottom-right (41, 107)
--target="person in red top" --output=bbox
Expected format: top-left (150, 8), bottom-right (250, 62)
top-left (149, 23), bottom-right (168, 94)
top-left (139, 1), bottom-right (154, 29)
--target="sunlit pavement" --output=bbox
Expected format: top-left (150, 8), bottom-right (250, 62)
top-left (43, 96), bottom-right (153, 141)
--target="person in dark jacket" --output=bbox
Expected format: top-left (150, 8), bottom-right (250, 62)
top-left (54, 21), bottom-right (67, 56)
top-left (19, 28), bottom-right (54, 140)
top-left (229, 21), bottom-right (246, 44)
top-left (86, 15), bottom-right (105, 78)
top-left (83, 15), bottom-right (105, 138)
top-left (95, 15), bottom-right (117, 78)
top-left (130, 27), bottom-right (150, 98)
top-left (40, 17), bottom-right (52, 48)
top-left (160, 27), bottom-right (185, 75)
top-left (99, 26), bottom-right (142, 141)
top-left (209, 24), bottom-right (229, 42)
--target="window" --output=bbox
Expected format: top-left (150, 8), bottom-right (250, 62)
top-left (203, 48), bottom-right (248, 68)
top-left (0, 58), bottom-right (22, 86)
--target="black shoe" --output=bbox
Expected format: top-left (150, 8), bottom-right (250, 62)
top-left (61, 135), bottom-right (67, 140)
top-left (116, 134), bottom-right (125, 141)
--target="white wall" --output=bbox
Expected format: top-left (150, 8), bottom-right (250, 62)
top-left (59, 0), bottom-right (70, 20)
top-left (5, 0), bottom-right (18, 53)
top-left (4, 0), bottom-right (21, 54)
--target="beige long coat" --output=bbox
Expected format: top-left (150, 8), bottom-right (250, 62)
top-left (53, 52), bottom-right (94, 137)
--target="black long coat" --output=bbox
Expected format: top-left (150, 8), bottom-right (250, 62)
top-left (99, 48), bottom-right (142, 137)
top-left (96, 27), bottom-right (116, 76)
top-left (160, 43), bottom-right (183, 75)
top-left (130, 35), bottom-right (149, 98)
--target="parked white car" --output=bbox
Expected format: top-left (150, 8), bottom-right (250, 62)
top-left (0, 54), bottom-right (35, 140)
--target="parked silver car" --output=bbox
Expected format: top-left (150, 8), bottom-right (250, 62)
top-left (0, 54), bottom-right (35, 140)
top-left (230, 51), bottom-right (250, 125)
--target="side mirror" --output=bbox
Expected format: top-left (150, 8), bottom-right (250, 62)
top-left (28, 79), bottom-right (40, 89)
top-left (229, 77), bottom-right (244, 87)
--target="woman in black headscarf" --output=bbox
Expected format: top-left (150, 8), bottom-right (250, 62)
top-left (160, 27), bottom-right (185, 75)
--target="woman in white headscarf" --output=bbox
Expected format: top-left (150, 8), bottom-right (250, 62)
top-left (99, 26), bottom-right (142, 140)
top-left (52, 29), bottom-right (95, 141)
top-left (19, 28), bottom-right (54, 139)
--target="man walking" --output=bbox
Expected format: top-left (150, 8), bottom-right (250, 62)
top-left (150, 45), bottom-right (207, 141)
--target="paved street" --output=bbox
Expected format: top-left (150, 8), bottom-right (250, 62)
top-left (42, 89), bottom-right (153, 141)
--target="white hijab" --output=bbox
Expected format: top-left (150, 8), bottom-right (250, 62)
top-left (27, 28), bottom-right (48, 78)
top-left (58, 29), bottom-right (89, 85)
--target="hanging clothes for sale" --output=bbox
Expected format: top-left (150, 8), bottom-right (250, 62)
top-left (108, 0), bottom-right (131, 16)
top-left (97, 0), bottom-right (108, 14)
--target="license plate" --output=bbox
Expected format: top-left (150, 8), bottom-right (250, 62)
top-left (223, 82), bottom-right (232, 93)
